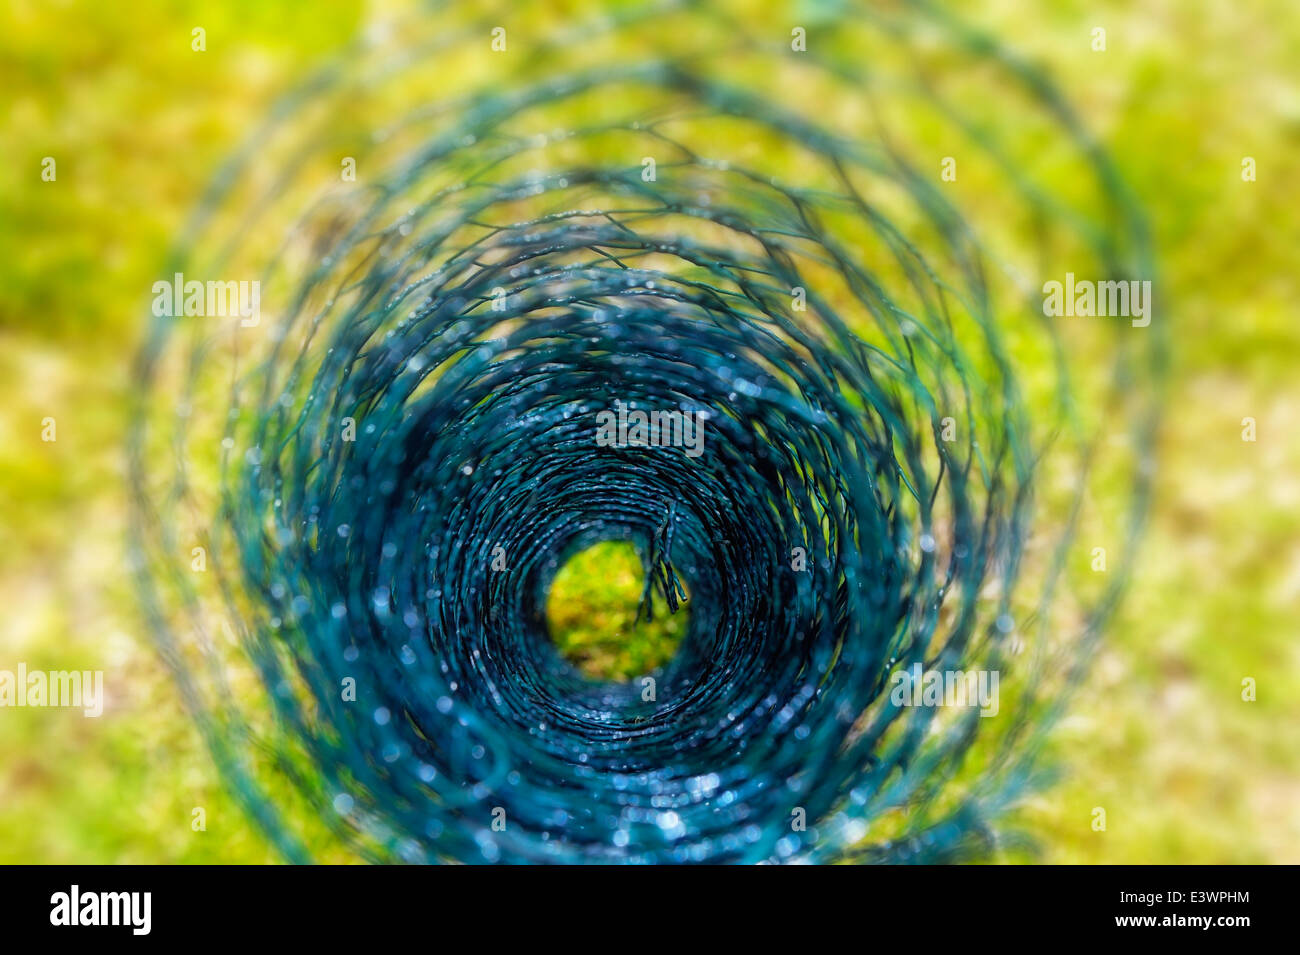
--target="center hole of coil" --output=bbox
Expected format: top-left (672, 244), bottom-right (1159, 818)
top-left (544, 540), bottom-right (689, 682)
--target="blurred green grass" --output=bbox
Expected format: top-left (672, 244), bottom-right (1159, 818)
top-left (548, 541), bottom-right (688, 681)
top-left (1, 0), bottom-right (1297, 863)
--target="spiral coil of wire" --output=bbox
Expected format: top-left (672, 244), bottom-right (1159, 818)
top-left (129, 0), bottom-right (1162, 863)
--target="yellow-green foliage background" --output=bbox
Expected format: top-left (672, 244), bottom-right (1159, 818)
top-left (1, 0), bottom-right (1297, 863)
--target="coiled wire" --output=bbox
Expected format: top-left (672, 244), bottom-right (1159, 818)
top-left (129, 0), bottom-right (1163, 863)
